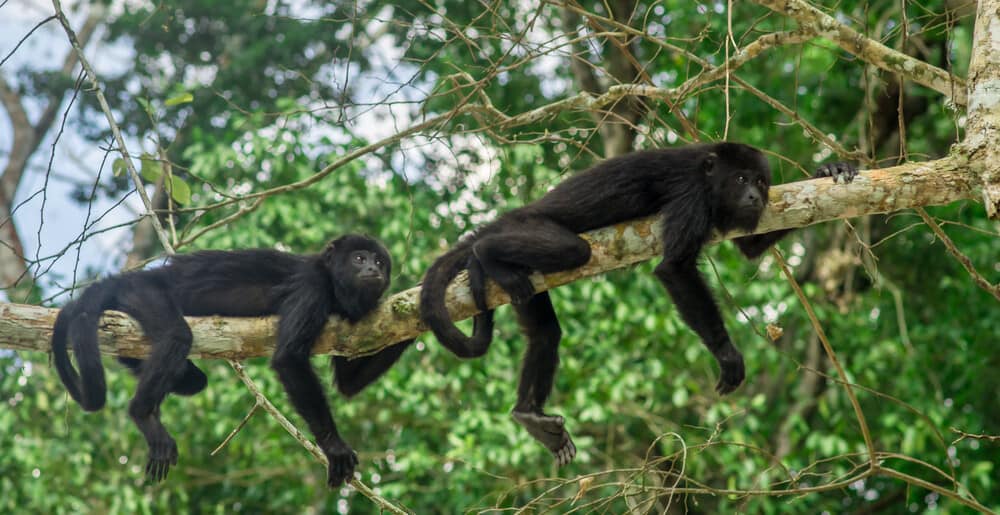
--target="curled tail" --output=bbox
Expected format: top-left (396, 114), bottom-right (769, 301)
top-left (419, 242), bottom-right (495, 358)
top-left (51, 280), bottom-right (117, 411)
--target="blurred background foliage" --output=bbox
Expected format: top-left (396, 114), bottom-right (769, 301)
top-left (1, 0), bottom-right (997, 512)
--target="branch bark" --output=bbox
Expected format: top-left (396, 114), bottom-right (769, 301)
top-left (0, 158), bottom-right (978, 359)
top-left (962, 0), bottom-right (1000, 218)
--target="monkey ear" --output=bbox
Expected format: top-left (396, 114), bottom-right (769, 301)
top-left (323, 242), bottom-right (337, 263)
top-left (702, 153), bottom-right (717, 175)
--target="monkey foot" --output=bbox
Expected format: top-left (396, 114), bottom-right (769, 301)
top-left (144, 436), bottom-right (178, 483)
top-left (512, 410), bottom-right (577, 466)
top-left (323, 440), bottom-right (360, 487)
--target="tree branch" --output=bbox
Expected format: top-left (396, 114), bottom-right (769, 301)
top-left (0, 157), bottom-right (979, 359)
top-left (752, 0), bottom-right (967, 106)
top-left (51, 0), bottom-right (175, 255)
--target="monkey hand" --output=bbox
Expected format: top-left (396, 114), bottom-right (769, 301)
top-left (714, 345), bottom-right (745, 395)
top-left (814, 162), bottom-right (858, 183)
top-left (323, 439), bottom-right (360, 487)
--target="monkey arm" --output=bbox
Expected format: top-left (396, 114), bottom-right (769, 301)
top-left (332, 339), bottom-right (413, 397)
top-left (733, 229), bottom-right (793, 259)
top-left (653, 258), bottom-right (746, 395)
top-left (271, 286), bottom-right (359, 487)
top-left (734, 161), bottom-right (858, 259)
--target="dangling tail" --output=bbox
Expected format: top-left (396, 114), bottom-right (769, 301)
top-left (419, 241), bottom-right (495, 358)
top-left (51, 279), bottom-right (118, 411)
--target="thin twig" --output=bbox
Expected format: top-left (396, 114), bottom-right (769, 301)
top-left (951, 427), bottom-right (1000, 445)
top-left (50, 0), bottom-right (175, 255)
top-left (771, 248), bottom-right (876, 462)
top-left (211, 403), bottom-right (259, 456)
top-left (878, 467), bottom-right (993, 513)
top-left (915, 207), bottom-right (1000, 301)
top-left (226, 361), bottom-right (410, 515)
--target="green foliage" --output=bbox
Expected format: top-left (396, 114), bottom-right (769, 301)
top-left (5, 0), bottom-right (999, 513)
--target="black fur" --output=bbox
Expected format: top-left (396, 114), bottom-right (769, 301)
top-left (51, 234), bottom-right (412, 486)
top-left (419, 142), bottom-right (857, 465)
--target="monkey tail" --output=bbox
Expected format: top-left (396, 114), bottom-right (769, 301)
top-left (51, 280), bottom-right (117, 411)
top-left (419, 242), bottom-right (495, 358)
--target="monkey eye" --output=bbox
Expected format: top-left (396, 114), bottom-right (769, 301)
top-left (374, 258), bottom-right (384, 267)
top-left (354, 254), bottom-right (365, 263)
top-left (736, 175), bottom-right (747, 184)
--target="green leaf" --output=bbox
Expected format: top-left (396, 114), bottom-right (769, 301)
top-left (140, 153), bottom-right (162, 182)
top-left (166, 175), bottom-right (191, 204)
top-left (112, 158), bottom-right (127, 177)
top-left (165, 92), bottom-right (194, 106)
top-left (136, 97), bottom-right (153, 116)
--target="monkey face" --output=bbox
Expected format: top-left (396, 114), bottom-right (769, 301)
top-left (349, 249), bottom-right (388, 285)
top-left (322, 235), bottom-right (394, 320)
top-left (709, 160), bottom-right (771, 233)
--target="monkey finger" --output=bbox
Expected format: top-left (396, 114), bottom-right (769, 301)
top-left (326, 464), bottom-right (344, 488)
top-left (146, 460), bottom-right (162, 482)
top-left (560, 440), bottom-right (577, 466)
top-left (840, 163), bottom-right (859, 183)
top-left (716, 378), bottom-right (737, 395)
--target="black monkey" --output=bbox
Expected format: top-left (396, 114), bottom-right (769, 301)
top-left (420, 143), bottom-right (857, 465)
top-left (52, 234), bottom-right (412, 486)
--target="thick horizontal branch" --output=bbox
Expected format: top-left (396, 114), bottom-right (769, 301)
top-left (0, 157), bottom-right (978, 360)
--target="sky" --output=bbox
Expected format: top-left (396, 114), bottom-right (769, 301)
top-left (1, 1), bottom-right (148, 303)
top-left (0, 0), bottom-right (573, 306)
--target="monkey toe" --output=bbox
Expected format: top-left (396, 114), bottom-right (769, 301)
top-left (144, 440), bottom-right (178, 483)
top-left (512, 410), bottom-right (577, 465)
top-left (555, 438), bottom-right (577, 466)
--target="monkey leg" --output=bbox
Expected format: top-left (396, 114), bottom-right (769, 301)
top-left (473, 218), bottom-right (591, 304)
top-left (510, 292), bottom-right (576, 466)
top-left (118, 291), bottom-right (194, 483)
top-left (118, 357), bottom-right (207, 396)
top-left (653, 258), bottom-right (745, 395)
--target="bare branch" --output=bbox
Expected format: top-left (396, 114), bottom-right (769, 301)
top-left (225, 361), bottom-right (410, 515)
top-left (915, 208), bottom-right (1000, 301)
top-left (51, 0), bottom-right (175, 255)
